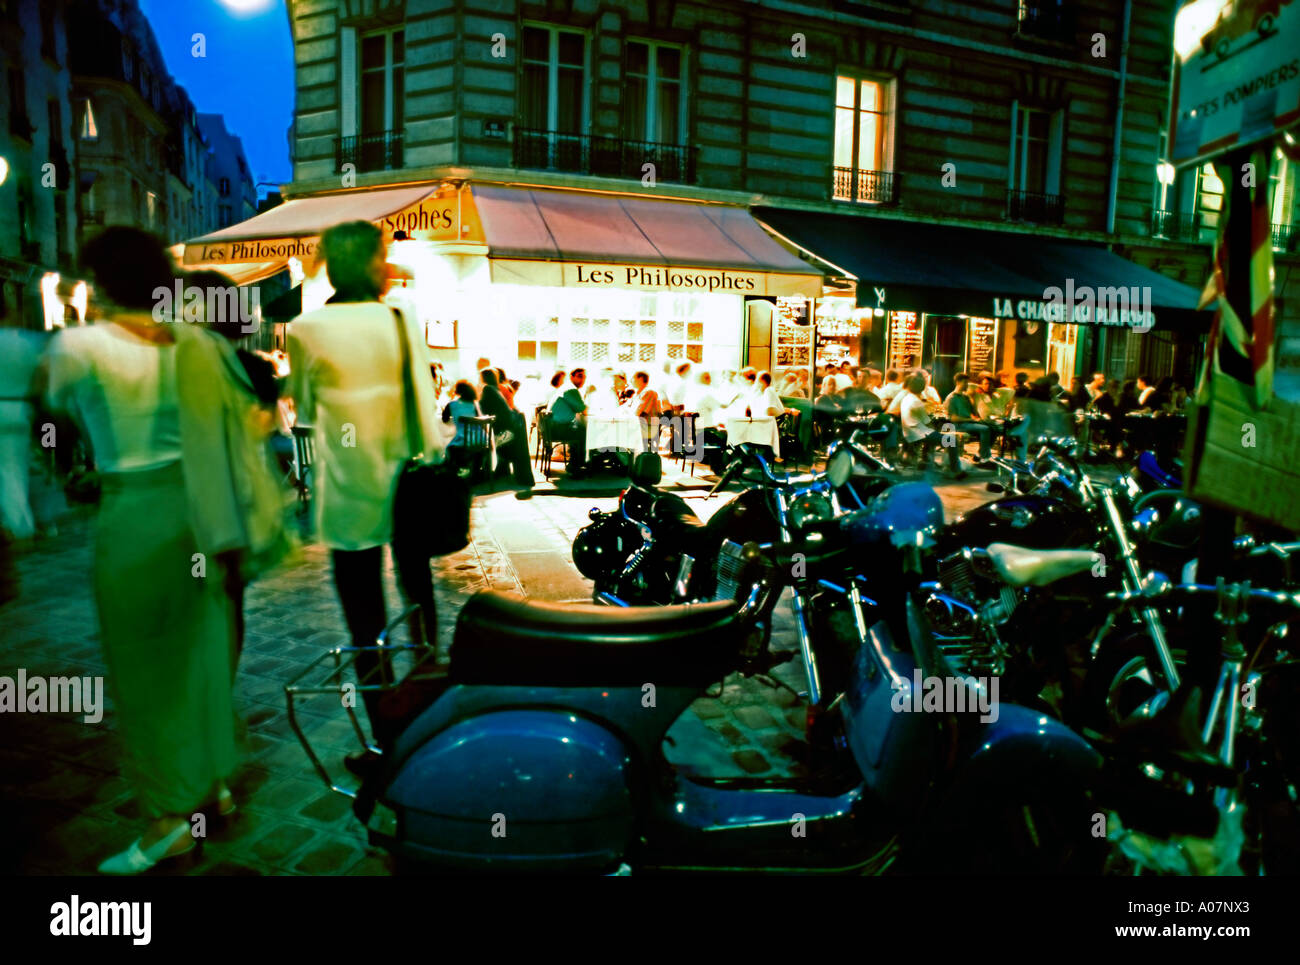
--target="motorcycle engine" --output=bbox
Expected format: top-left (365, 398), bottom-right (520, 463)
top-left (922, 549), bottom-right (1020, 677)
top-left (713, 539), bottom-right (752, 603)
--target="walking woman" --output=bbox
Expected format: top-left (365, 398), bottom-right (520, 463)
top-left (44, 229), bottom-right (237, 874)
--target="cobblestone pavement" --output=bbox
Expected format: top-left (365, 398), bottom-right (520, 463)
top-left (0, 458), bottom-right (1001, 876)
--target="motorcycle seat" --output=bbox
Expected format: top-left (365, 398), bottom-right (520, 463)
top-left (986, 543), bottom-right (1096, 588)
top-left (450, 591), bottom-right (741, 687)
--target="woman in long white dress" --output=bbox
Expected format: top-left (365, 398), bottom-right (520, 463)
top-left (45, 229), bottom-right (237, 874)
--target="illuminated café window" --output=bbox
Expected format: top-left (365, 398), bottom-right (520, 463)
top-left (687, 345), bottom-right (703, 363)
top-left (539, 341), bottom-right (558, 361)
top-left (639, 343), bottom-right (655, 362)
top-left (668, 320), bottom-right (684, 338)
top-left (592, 317), bottom-right (610, 336)
top-left (571, 342), bottom-right (589, 361)
top-left (667, 344), bottom-right (684, 359)
top-left (518, 317), bottom-right (537, 337)
top-left (619, 318), bottom-right (635, 338)
top-left (570, 316), bottom-right (589, 337)
top-left (640, 318), bottom-right (656, 337)
top-left (618, 342), bottom-right (635, 363)
top-left (833, 76), bottom-right (894, 203)
top-left (687, 322), bottom-right (703, 341)
top-left (518, 341), bottom-right (537, 361)
top-left (79, 100), bottom-right (98, 140)
top-left (543, 315), bottom-right (560, 336)
top-left (592, 342), bottom-right (609, 361)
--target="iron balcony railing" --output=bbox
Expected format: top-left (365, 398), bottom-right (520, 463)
top-left (1151, 209), bottom-right (1209, 243)
top-left (335, 130), bottom-right (404, 174)
top-left (1017, 1), bottom-right (1076, 43)
top-left (513, 128), bottom-right (699, 184)
top-left (1272, 222), bottom-right (1297, 253)
top-left (832, 167), bottom-right (898, 204)
top-left (1006, 189), bottom-right (1065, 225)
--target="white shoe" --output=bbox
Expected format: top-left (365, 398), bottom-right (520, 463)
top-left (98, 820), bottom-right (195, 875)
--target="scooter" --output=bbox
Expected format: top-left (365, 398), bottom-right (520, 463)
top-left (342, 482), bottom-right (1103, 874)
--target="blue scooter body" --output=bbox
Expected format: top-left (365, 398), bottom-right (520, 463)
top-left (375, 485), bottom-right (1101, 872)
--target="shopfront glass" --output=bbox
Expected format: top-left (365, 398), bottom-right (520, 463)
top-left (469, 284), bottom-right (743, 379)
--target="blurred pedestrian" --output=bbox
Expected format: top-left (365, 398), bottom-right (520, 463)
top-left (287, 220), bottom-right (445, 743)
top-left (45, 228), bottom-right (237, 873)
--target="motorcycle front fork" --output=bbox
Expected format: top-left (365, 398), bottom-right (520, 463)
top-left (1100, 489), bottom-right (1181, 691)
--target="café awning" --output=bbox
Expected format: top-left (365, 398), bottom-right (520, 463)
top-left (473, 185), bottom-right (824, 297)
top-left (179, 181), bottom-right (824, 298)
top-left (180, 183), bottom-right (454, 268)
top-left (754, 207), bottom-right (1210, 331)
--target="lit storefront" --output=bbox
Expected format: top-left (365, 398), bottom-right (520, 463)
top-left (179, 182), bottom-right (823, 381)
top-left (754, 207), bottom-right (1211, 396)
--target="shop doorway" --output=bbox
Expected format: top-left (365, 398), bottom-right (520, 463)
top-left (923, 315), bottom-right (965, 398)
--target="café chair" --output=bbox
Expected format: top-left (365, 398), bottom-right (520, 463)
top-left (289, 425), bottom-right (315, 508)
top-left (452, 414), bottom-right (495, 485)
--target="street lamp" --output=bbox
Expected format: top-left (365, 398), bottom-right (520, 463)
top-left (0, 156), bottom-right (9, 186)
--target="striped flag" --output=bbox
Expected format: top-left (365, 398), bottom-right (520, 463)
top-left (1197, 145), bottom-right (1276, 408)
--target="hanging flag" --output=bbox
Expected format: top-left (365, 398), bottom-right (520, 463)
top-left (1197, 144), bottom-right (1276, 408)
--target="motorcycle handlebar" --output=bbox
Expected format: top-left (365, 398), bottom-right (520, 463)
top-left (1105, 581), bottom-right (1300, 610)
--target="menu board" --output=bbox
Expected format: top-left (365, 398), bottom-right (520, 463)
top-left (966, 317), bottom-right (998, 377)
top-left (775, 314), bottom-right (813, 368)
top-left (887, 311), bottom-right (922, 373)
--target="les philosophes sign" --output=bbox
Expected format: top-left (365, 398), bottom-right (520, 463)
top-left (567, 263), bottom-right (761, 293)
top-left (184, 198), bottom-right (459, 266)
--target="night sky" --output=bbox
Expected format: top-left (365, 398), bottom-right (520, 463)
top-left (138, 0), bottom-right (294, 194)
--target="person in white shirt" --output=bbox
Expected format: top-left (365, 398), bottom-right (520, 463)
top-left (877, 369), bottom-right (905, 407)
top-left (756, 370), bottom-right (786, 417)
top-left (894, 374), bottom-right (963, 476)
top-left (917, 369), bottom-right (943, 406)
top-left (288, 220), bottom-right (446, 725)
top-left (1136, 374), bottom-right (1155, 408)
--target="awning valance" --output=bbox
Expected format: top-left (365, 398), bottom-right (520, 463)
top-left (755, 207), bottom-right (1211, 332)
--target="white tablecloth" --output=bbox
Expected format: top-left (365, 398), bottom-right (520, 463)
top-left (725, 417), bottom-right (780, 457)
top-left (585, 417), bottom-right (645, 458)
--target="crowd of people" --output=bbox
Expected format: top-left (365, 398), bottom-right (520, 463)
top-left (805, 360), bottom-right (1190, 473)
top-left (435, 361), bottom-right (797, 477)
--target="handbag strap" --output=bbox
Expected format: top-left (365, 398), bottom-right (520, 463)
top-left (392, 307), bottom-right (423, 460)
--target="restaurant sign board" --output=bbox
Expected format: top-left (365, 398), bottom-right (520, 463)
top-left (1168, 0), bottom-right (1300, 168)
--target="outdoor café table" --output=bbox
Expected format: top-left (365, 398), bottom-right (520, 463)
top-left (725, 416), bottom-right (781, 458)
top-left (585, 415), bottom-right (645, 460)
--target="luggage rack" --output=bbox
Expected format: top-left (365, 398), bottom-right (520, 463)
top-left (283, 604), bottom-right (448, 799)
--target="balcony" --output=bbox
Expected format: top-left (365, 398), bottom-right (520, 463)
top-left (1006, 189), bottom-right (1065, 225)
top-left (1273, 222), bottom-right (1298, 253)
top-left (1016, 1), bottom-right (1076, 44)
top-left (1151, 209), bottom-right (1213, 243)
top-left (832, 167), bottom-right (898, 204)
top-left (335, 131), bottom-right (404, 175)
top-left (513, 128), bottom-right (698, 185)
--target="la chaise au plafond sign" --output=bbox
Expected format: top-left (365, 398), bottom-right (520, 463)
top-left (1169, 0), bottom-right (1300, 168)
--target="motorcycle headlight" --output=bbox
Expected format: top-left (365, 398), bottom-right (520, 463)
top-left (789, 492), bottom-right (834, 531)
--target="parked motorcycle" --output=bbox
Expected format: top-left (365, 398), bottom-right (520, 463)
top-left (336, 482), bottom-right (1104, 874)
top-left (572, 439), bottom-right (893, 608)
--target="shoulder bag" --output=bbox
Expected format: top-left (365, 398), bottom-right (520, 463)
top-left (391, 308), bottom-right (470, 556)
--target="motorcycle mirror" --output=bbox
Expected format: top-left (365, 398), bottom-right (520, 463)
top-left (985, 482), bottom-right (1006, 494)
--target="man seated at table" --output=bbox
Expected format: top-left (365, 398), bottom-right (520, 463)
top-left (756, 370), bottom-right (787, 417)
top-left (877, 369), bottom-right (905, 409)
top-left (942, 372), bottom-right (994, 467)
top-left (548, 367), bottom-right (589, 476)
top-left (631, 371), bottom-right (662, 451)
top-left (895, 374), bottom-right (964, 477)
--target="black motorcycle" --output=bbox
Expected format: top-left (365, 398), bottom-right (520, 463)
top-left (572, 439), bottom-right (894, 609)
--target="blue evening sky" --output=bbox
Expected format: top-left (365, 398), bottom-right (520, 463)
top-left (139, 0), bottom-right (294, 195)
